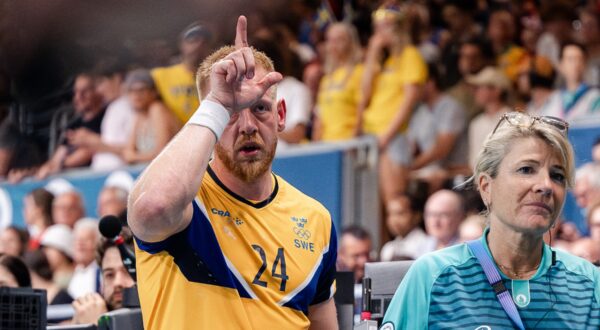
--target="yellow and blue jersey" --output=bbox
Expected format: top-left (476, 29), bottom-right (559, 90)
top-left (134, 166), bottom-right (337, 329)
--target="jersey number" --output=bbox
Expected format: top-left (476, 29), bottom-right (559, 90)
top-left (251, 245), bottom-right (289, 291)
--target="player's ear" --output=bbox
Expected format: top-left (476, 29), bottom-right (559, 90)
top-left (276, 99), bottom-right (286, 132)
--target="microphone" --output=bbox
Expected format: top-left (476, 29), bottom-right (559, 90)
top-left (99, 215), bottom-right (137, 282)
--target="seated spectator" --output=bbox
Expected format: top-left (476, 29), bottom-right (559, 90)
top-left (97, 186), bottom-right (128, 218)
top-left (447, 37), bottom-right (494, 121)
top-left (68, 58), bottom-right (136, 171)
top-left (467, 66), bottom-right (512, 169)
top-left (23, 250), bottom-right (73, 305)
top-left (122, 69), bottom-right (179, 164)
top-left (337, 225), bottom-right (372, 284)
top-left (542, 41), bottom-right (600, 121)
top-left (312, 22), bottom-right (363, 142)
top-left (52, 190), bottom-right (85, 228)
top-left (0, 253), bottom-right (31, 287)
top-left (71, 229), bottom-right (135, 325)
top-left (68, 219), bottom-right (101, 299)
top-left (593, 137), bottom-right (600, 163)
top-left (0, 226), bottom-right (29, 257)
top-left (487, 9), bottom-right (527, 84)
top-left (22, 188), bottom-right (54, 250)
top-left (588, 201), bottom-right (600, 241)
top-left (408, 63), bottom-right (470, 191)
top-left (458, 214), bottom-right (485, 242)
top-left (574, 162), bottom-right (600, 228)
top-left (151, 22), bottom-right (212, 124)
top-left (380, 192), bottom-right (427, 261)
top-left (569, 238), bottom-right (600, 265)
top-left (37, 73), bottom-right (106, 179)
top-left (40, 224), bottom-right (74, 288)
top-left (423, 189), bottom-right (465, 252)
top-left (516, 55), bottom-right (555, 116)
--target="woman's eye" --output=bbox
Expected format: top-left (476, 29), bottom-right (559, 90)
top-left (517, 166), bottom-right (534, 174)
top-left (551, 172), bottom-right (566, 184)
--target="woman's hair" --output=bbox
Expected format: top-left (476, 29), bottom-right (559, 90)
top-left (324, 22), bottom-right (363, 74)
top-left (468, 114), bottom-right (575, 192)
top-left (4, 226), bottom-right (29, 256)
top-left (23, 250), bottom-right (53, 282)
top-left (0, 253), bottom-right (32, 287)
top-left (28, 188), bottom-right (54, 227)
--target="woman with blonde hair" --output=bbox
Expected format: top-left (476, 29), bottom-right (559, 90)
top-left (383, 112), bottom-right (600, 329)
top-left (312, 22), bottom-right (363, 142)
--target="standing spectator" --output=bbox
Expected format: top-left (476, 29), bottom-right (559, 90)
top-left (22, 188), bottom-right (54, 250)
top-left (52, 190), bottom-right (85, 228)
top-left (68, 219), bottom-right (101, 299)
top-left (96, 186), bottom-right (128, 218)
top-left (68, 59), bottom-right (136, 171)
top-left (37, 73), bottom-right (106, 179)
top-left (467, 66), bottom-right (512, 169)
top-left (312, 22), bottom-right (363, 142)
top-left (23, 250), bottom-right (73, 305)
top-left (542, 42), bottom-right (600, 121)
top-left (337, 226), bottom-right (372, 284)
top-left (122, 69), bottom-right (179, 165)
top-left (380, 193), bottom-right (427, 261)
top-left (40, 224), bottom-right (74, 288)
top-left (423, 189), bottom-right (465, 252)
top-left (0, 253), bottom-right (31, 288)
top-left (357, 4), bottom-right (427, 204)
top-left (152, 22), bottom-right (212, 124)
top-left (0, 226), bottom-right (29, 257)
top-left (408, 63), bottom-right (469, 191)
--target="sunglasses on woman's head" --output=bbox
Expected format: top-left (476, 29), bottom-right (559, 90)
top-left (491, 112), bottom-right (569, 136)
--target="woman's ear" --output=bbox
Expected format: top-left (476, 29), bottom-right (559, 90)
top-left (478, 173), bottom-right (492, 207)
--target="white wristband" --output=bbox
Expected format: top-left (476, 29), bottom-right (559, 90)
top-left (186, 100), bottom-right (231, 140)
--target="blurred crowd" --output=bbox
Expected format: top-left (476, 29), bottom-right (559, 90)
top-left (2, 1), bottom-right (600, 321)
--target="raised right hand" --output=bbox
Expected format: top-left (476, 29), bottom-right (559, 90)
top-left (204, 16), bottom-right (282, 114)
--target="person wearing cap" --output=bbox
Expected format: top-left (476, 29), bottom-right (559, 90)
top-left (467, 66), bottom-right (512, 169)
top-left (40, 224), bottom-right (74, 288)
top-left (68, 218), bottom-right (101, 299)
top-left (68, 58), bottom-right (136, 172)
top-left (121, 69), bottom-right (179, 165)
top-left (357, 4), bottom-right (427, 206)
top-left (541, 41), bottom-right (600, 121)
top-left (36, 73), bottom-right (106, 179)
top-left (96, 185), bottom-right (128, 218)
top-left (151, 22), bottom-right (213, 124)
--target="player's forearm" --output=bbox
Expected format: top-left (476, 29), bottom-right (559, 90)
top-left (128, 124), bottom-right (216, 242)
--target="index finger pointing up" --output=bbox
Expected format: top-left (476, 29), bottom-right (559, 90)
top-left (235, 15), bottom-right (248, 49)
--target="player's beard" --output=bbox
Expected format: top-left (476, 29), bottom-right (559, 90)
top-left (215, 134), bottom-right (277, 183)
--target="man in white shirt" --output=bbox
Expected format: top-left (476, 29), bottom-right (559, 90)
top-left (68, 218), bottom-right (101, 299)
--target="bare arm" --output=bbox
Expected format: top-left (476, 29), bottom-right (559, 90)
top-left (128, 16), bottom-right (282, 243)
top-left (355, 35), bottom-right (385, 136)
top-left (411, 132), bottom-right (458, 170)
top-left (279, 123), bottom-right (307, 144)
top-left (308, 298), bottom-right (338, 330)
